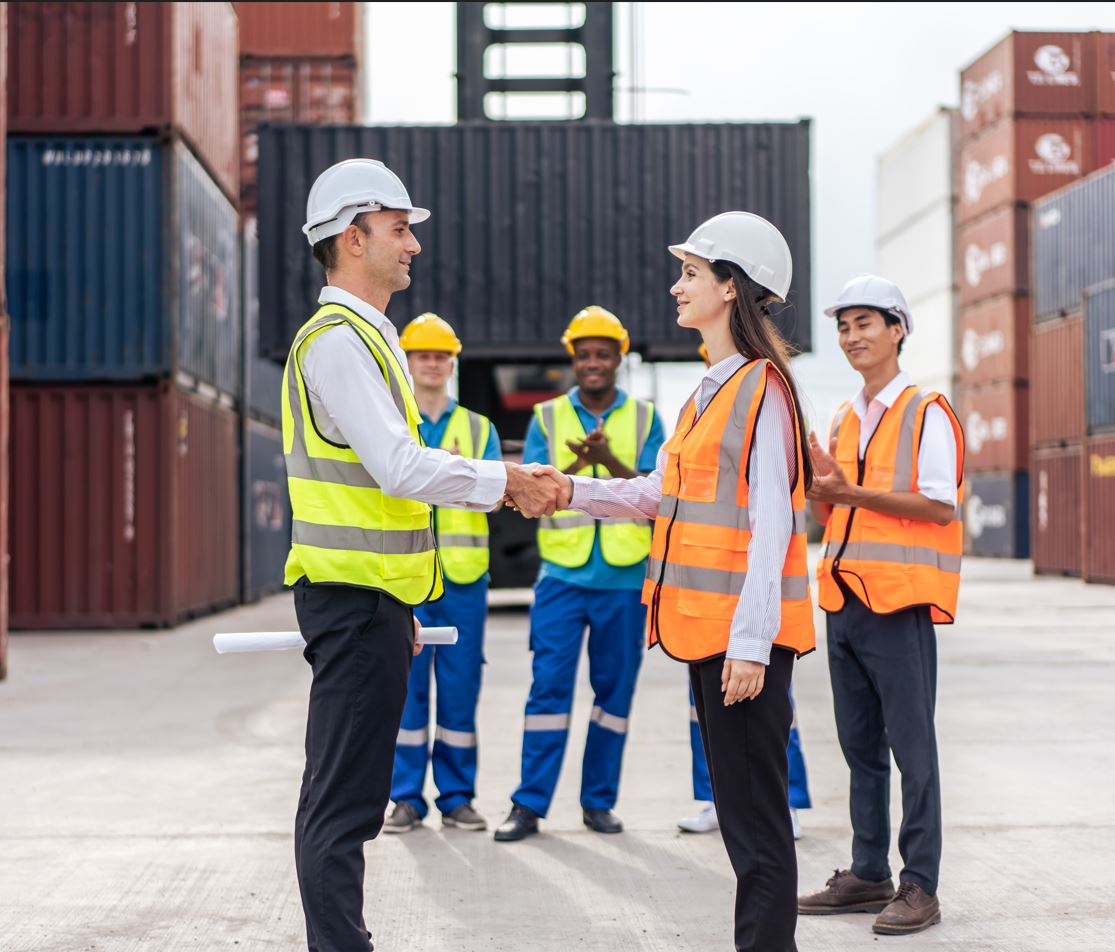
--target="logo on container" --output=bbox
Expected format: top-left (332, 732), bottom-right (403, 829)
top-left (961, 70), bottom-right (1003, 121)
top-left (1037, 470), bottom-right (1049, 532)
top-left (961, 328), bottom-right (1006, 372)
top-left (123, 409), bottom-right (136, 543)
top-left (967, 493), bottom-right (1008, 539)
top-left (1093, 454), bottom-right (1115, 478)
top-left (964, 155), bottom-right (1009, 204)
top-left (1028, 45), bottom-right (1080, 87)
top-left (965, 242), bottom-right (1008, 287)
top-left (966, 411), bottom-right (1009, 454)
top-left (1037, 207), bottom-right (1063, 229)
top-left (1101, 328), bottom-right (1115, 373)
top-left (1028, 133), bottom-right (1080, 176)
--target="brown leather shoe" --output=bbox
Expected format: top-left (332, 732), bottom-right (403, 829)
top-left (873, 882), bottom-right (941, 934)
top-left (798, 869), bottom-right (895, 915)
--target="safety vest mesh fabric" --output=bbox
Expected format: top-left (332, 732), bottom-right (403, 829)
top-left (534, 394), bottom-right (654, 568)
top-left (817, 386), bottom-right (965, 624)
top-left (281, 303), bottom-right (444, 605)
top-left (641, 359), bottom-right (814, 661)
top-left (435, 405), bottom-right (491, 584)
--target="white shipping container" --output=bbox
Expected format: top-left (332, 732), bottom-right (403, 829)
top-left (876, 107), bottom-right (958, 242)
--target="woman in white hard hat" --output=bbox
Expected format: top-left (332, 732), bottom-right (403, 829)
top-left (530, 211), bottom-right (815, 951)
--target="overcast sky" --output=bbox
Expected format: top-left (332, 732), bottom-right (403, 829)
top-left (363, 1), bottom-right (1114, 427)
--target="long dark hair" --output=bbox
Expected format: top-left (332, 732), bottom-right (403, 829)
top-left (709, 260), bottom-right (814, 492)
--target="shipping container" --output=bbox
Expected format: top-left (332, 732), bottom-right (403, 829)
top-left (956, 294), bottom-right (1029, 388)
top-left (238, 2), bottom-right (361, 58)
top-left (1032, 164), bottom-right (1115, 322)
top-left (7, 2), bottom-right (239, 203)
top-left (243, 218), bottom-right (283, 424)
top-left (965, 471), bottom-right (1030, 558)
top-left (1084, 281), bottom-right (1115, 433)
top-left (0, 2), bottom-right (7, 679)
top-left (1097, 32), bottom-right (1115, 116)
top-left (6, 136), bottom-right (241, 393)
top-left (1098, 119), bottom-right (1115, 167)
top-left (1031, 445), bottom-right (1082, 576)
top-left (956, 204), bottom-right (1029, 307)
top-left (957, 117), bottom-right (1094, 224)
top-left (957, 382), bottom-right (1029, 473)
top-left (1083, 435), bottom-right (1115, 582)
top-left (959, 32), bottom-right (1094, 142)
top-left (1031, 313), bottom-right (1084, 446)
top-left (876, 107), bottom-right (957, 240)
top-left (9, 383), bottom-right (239, 628)
top-left (242, 418), bottom-right (290, 603)
top-left (256, 121), bottom-right (813, 361)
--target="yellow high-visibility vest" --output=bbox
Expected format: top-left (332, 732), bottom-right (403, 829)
top-left (435, 405), bottom-right (492, 584)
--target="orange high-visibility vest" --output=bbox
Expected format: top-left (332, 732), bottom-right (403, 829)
top-left (817, 386), bottom-right (965, 623)
top-left (641, 358), bottom-right (815, 662)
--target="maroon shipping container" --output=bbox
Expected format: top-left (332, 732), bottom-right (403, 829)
top-left (957, 294), bottom-right (1030, 388)
top-left (7, 2), bottom-right (239, 204)
top-left (238, 2), bottom-right (360, 58)
top-left (957, 205), bottom-right (1030, 307)
top-left (1097, 33), bottom-right (1115, 117)
top-left (1083, 435), bottom-right (1115, 583)
top-left (1031, 445), bottom-right (1082, 576)
top-left (958, 382), bottom-right (1030, 473)
top-left (958, 118), bottom-right (1094, 224)
top-left (9, 383), bottom-right (239, 629)
top-left (960, 32), bottom-right (1095, 142)
top-left (1097, 119), bottom-right (1115, 167)
top-left (1031, 314), bottom-right (1084, 447)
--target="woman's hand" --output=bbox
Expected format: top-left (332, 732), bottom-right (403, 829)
top-left (721, 658), bottom-right (765, 705)
top-left (413, 616), bottom-right (423, 656)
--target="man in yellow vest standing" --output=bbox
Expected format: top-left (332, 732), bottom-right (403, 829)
top-left (798, 275), bottom-right (964, 937)
top-left (284, 159), bottom-right (564, 952)
top-left (384, 313), bottom-right (501, 834)
top-left (494, 307), bottom-right (665, 841)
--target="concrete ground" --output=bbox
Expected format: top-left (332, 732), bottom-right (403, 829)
top-left (1, 557), bottom-right (1113, 952)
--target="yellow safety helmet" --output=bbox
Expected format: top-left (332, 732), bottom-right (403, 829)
top-left (399, 312), bottom-right (462, 357)
top-left (561, 305), bottom-right (630, 355)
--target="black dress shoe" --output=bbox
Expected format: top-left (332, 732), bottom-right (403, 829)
top-left (582, 808), bottom-right (624, 834)
top-left (493, 804), bottom-right (539, 842)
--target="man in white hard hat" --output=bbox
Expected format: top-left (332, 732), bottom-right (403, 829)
top-left (283, 158), bottom-right (564, 952)
top-left (799, 275), bottom-right (965, 937)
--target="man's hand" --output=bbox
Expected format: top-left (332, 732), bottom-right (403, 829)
top-left (721, 659), bottom-right (765, 705)
top-left (503, 462), bottom-right (567, 518)
top-left (806, 431), bottom-right (853, 505)
top-left (412, 616), bottom-right (423, 656)
top-left (566, 428), bottom-right (614, 468)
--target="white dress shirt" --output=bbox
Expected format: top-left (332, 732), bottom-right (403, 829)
top-left (298, 286), bottom-right (506, 510)
top-left (569, 354), bottom-right (797, 665)
top-left (840, 371), bottom-right (958, 507)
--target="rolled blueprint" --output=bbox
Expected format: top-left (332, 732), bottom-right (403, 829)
top-left (213, 626), bottom-right (458, 654)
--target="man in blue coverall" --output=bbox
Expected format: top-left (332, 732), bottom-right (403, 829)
top-left (494, 306), bottom-right (665, 841)
top-left (384, 313), bottom-right (501, 833)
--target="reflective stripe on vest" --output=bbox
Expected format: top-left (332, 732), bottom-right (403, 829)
top-left (641, 359), bottom-right (815, 661)
top-left (435, 405), bottom-right (492, 584)
top-left (281, 304), bottom-right (444, 605)
top-left (534, 394), bottom-right (654, 568)
top-left (816, 386), bottom-right (965, 624)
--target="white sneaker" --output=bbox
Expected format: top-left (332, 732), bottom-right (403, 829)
top-left (678, 802), bottom-right (719, 833)
top-left (790, 807), bottom-right (801, 840)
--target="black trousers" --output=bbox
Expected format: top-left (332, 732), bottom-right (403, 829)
top-left (293, 580), bottom-right (415, 952)
top-left (690, 648), bottom-right (797, 952)
top-left (826, 591), bottom-right (941, 895)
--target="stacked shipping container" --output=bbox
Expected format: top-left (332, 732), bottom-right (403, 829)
top-left (0, 2), bottom-right (9, 676)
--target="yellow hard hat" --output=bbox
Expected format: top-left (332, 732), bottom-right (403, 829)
top-left (561, 305), bottom-right (629, 355)
top-left (399, 312), bottom-right (462, 356)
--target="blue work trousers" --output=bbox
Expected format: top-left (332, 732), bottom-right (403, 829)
top-left (512, 578), bottom-right (646, 817)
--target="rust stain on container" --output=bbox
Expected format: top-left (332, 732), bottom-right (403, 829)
top-left (957, 381), bottom-right (1030, 473)
top-left (7, 2), bottom-right (239, 204)
top-left (238, 2), bottom-right (360, 58)
top-left (1083, 435), bottom-right (1115, 583)
top-left (956, 205), bottom-right (1030, 307)
top-left (1031, 313), bottom-right (1084, 447)
top-left (9, 383), bottom-right (239, 629)
top-left (956, 293), bottom-right (1030, 388)
top-left (960, 32), bottom-right (1095, 142)
top-left (1096, 33), bottom-right (1115, 117)
top-left (1031, 444), bottom-right (1082, 576)
top-left (958, 117), bottom-right (1094, 224)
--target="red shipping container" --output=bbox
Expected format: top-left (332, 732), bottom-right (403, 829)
top-left (1031, 314), bottom-right (1084, 447)
top-left (238, 2), bottom-right (361, 58)
top-left (1083, 435), bottom-right (1115, 583)
top-left (960, 32), bottom-right (1094, 142)
top-left (956, 294), bottom-right (1030, 388)
top-left (7, 2), bottom-right (239, 204)
top-left (958, 118), bottom-right (1094, 224)
top-left (1031, 445), bottom-right (1082, 576)
top-left (957, 382), bottom-right (1029, 473)
top-left (9, 383), bottom-right (239, 629)
top-left (956, 205), bottom-right (1030, 307)
top-left (1097, 119), bottom-right (1115, 167)
top-left (1097, 32), bottom-right (1115, 117)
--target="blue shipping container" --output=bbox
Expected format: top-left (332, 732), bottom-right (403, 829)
top-left (5, 136), bottom-right (240, 393)
top-left (242, 418), bottom-right (291, 603)
top-left (965, 471), bottom-right (1030, 559)
top-left (242, 217), bottom-right (283, 424)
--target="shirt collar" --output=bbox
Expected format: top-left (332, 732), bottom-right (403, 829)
top-left (853, 370), bottom-right (912, 418)
top-left (702, 352), bottom-right (748, 382)
top-left (318, 286), bottom-right (393, 333)
top-left (569, 386), bottom-right (626, 419)
top-left (420, 397), bottom-right (458, 426)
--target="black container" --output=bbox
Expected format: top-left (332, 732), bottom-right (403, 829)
top-left (964, 471), bottom-right (1030, 558)
top-left (257, 121), bottom-right (812, 362)
top-left (243, 218), bottom-right (284, 425)
top-left (1084, 281), bottom-right (1115, 434)
top-left (241, 418), bottom-right (291, 603)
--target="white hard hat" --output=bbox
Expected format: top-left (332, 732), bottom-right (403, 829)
top-left (302, 158), bottom-right (429, 246)
top-left (824, 274), bottom-right (913, 336)
top-left (669, 211), bottom-right (793, 302)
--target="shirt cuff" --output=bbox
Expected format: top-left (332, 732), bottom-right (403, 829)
top-left (725, 636), bottom-right (773, 665)
top-left (471, 459), bottom-right (508, 509)
top-left (568, 475), bottom-right (592, 510)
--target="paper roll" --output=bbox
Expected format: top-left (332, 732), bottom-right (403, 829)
top-left (213, 626), bottom-right (458, 654)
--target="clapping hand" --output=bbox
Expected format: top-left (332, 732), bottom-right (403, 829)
top-left (565, 428), bottom-right (613, 468)
top-left (805, 431), bottom-right (850, 505)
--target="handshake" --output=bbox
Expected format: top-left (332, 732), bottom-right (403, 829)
top-left (500, 462), bottom-right (573, 518)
